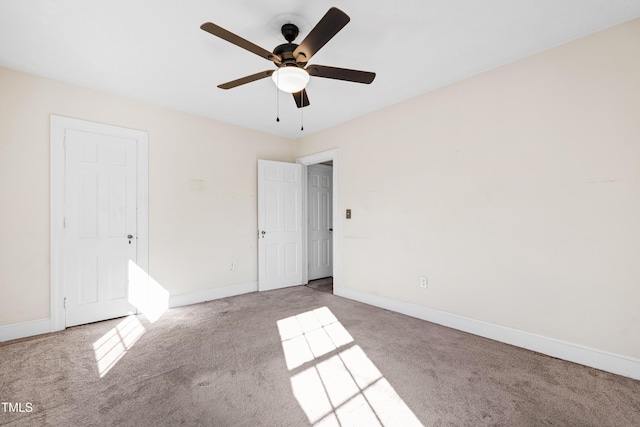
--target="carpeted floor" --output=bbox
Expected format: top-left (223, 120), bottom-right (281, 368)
top-left (1, 286), bottom-right (639, 426)
top-left (306, 277), bottom-right (333, 294)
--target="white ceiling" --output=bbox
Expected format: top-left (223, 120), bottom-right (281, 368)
top-left (1, 1), bottom-right (639, 139)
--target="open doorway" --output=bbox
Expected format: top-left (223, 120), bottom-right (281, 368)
top-left (297, 149), bottom-right (339, 295)
top-left (306, 162), bottom-right (333, 293)
top-left (307, 277), bottom-right (333, 293)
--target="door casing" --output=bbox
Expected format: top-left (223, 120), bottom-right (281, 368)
top-left (50, 115), bottom-right (149, 332)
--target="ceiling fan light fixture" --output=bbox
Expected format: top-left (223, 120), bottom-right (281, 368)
top-left (272, 67), bottom-right (310, 93)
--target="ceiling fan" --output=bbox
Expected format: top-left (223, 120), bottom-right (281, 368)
top-left (200, 7), bottom-right (376, 109)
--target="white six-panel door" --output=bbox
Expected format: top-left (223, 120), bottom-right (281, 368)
top-left (308, 164), bottom-right (333, 280)
top-left (258, 160), bottom-right (303, 291)
top-left (64, 129), bottom-right (137, 327)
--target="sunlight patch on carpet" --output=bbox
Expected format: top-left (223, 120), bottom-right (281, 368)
top-left (128, 260), bottom-right (169, 323)
top-left (93, 315), bottom-right (145, 378)
top-left (277, 307), bottom-right (353, 370)
top-left (278, 307), bottom-right (423, 426)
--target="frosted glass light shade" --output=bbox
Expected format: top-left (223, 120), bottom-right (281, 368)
top-left (272, 67), bottom-right (310, 93)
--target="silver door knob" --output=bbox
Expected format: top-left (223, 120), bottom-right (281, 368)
top-left (127, 234), bottom-right (133, 239)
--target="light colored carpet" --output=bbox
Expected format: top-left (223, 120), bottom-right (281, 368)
top-left (306, 277), bottom-right (333, 294)
top-left (1, 286), bottom-right (639, 426)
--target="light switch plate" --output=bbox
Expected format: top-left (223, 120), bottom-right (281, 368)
top-left (346, 209), bottom-right (352, 219)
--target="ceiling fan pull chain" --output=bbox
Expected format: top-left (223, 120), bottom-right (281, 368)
top-left (301, 102), bottom-right (304, 131)
top-left (276, 72), bottom-right (280, 122)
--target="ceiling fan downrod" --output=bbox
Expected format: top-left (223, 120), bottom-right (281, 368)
top-left (281, 23), bottom-right (299, 43)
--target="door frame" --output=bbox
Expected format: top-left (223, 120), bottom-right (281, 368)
top-left (296, 149), bottom-right (339, 292)
top-left (50, 115), bottom-right (149, 332)
top-left (306, 163), bottom-right (333, 281)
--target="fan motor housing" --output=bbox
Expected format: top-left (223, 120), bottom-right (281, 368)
top-left (273, 23), bottom-right (309, 66)
top-left (273, 43), bottom-right (300, 66)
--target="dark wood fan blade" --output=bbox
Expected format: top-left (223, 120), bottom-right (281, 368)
top-left (307, 65), bottom-right (376, 84)
top-left (201, 22), bottom-right (281, 64)
top-left (218, 70), bottom-right (275, 90)
top-left (292, 89), bottom-right (310, 108)
top-left (293, 8), bottom-right (350, 64)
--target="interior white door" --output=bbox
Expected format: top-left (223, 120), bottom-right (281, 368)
top-left (64, 129), bottom-right (137, 327)
top-left (258, 160), bottom-right (303, 291)
top-left (308, 164), bottom-right (333, 280)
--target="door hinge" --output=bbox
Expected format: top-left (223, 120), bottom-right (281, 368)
top-left (63, 218), bottom-right (66, 228)
top-left (63, 297), bottom-right (67, 309)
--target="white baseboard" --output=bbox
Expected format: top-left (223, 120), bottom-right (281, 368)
top-left (335, 287), bottom-right (640, 381)
top-left (0, 318), bottom-right (52, 342)
top-left (5, 286), bottom-right (638, 380)
top-left (0, 282), bottom-right (258, 342)
top-left (0, 283), bottom-right (257, 342)
top-left (169, 281), bottom-right (258, 309)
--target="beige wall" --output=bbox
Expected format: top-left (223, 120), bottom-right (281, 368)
top-left (2, 18), bottom-right (639, 361)
top-left (296, 19), bottom-right (640, 359)
top-left (0, 67), bottom-right (295, 325)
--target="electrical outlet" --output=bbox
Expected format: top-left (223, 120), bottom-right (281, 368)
top-left (231, 261), bottom-right (238, 271)
top-left (420, 277), bottom-right (428, 288)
